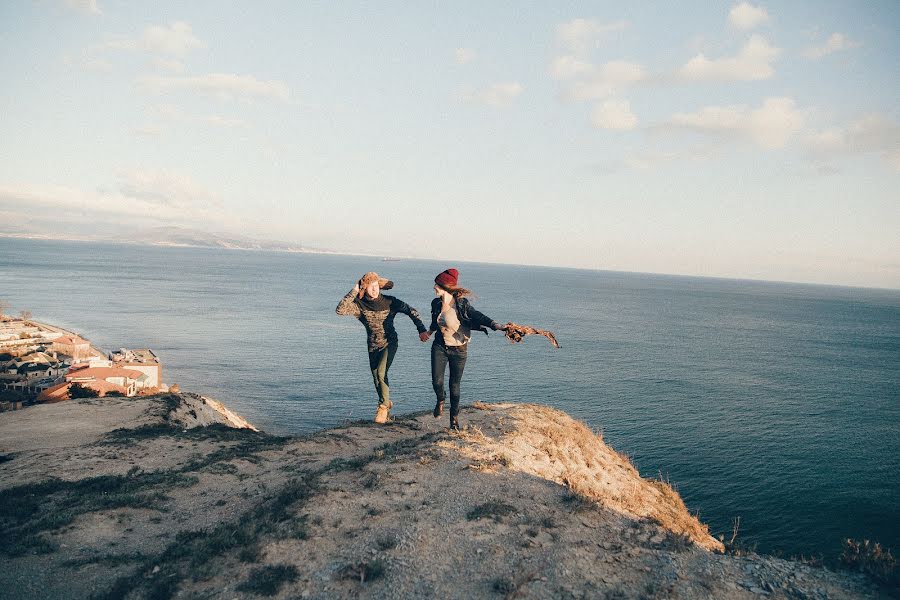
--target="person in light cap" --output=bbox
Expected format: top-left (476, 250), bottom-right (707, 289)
top-left (337, 272), bottom-right (429, 423)
top-left (421, 268), bottom-right (507, 431)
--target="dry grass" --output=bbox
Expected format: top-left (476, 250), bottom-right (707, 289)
top-left (841, 538), bottom-right (897, 584)
top-left (454, 403), bottom-right (724, 552)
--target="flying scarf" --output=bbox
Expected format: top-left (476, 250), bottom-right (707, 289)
top-left (503, 322), bottom-right (560, 349)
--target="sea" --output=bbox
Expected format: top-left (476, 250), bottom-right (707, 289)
top-left (1, 237), bottom-right (898, 560)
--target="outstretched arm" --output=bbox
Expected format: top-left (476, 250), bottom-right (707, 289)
top-left (391, 297), bottom-right (428, 334)
top-left (465, 303), bottom-right (506, 332)
top-left (336, 285), bottom-right (361, 317)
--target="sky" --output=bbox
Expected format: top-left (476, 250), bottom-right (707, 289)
top-left (1, 1), bottom-right (898, 288)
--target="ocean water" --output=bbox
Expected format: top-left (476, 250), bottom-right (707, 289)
top-left (1, 237), bottom-right (898, 559)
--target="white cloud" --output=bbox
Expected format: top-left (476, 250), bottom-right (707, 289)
top-left (455, 48), bottom-right (477, 64)
top-left (152, 57), bottom-right (186, 73)
top-left (728, 3), bottom-right (769, 30)
top-left (557, 18), bottom-right (627, 55)
top-left (117, 168), bottom-right (221, 209)
top-left (134, 106), bottom-right (247, 136)
top-left (201, 115), bottom-right (247, 128)
top-left (140, 22), bottom-right (205, 57)
top-left (677, 34), bottom-right (780, 81)
top-left (566, 60), bottom-right (645, 100)
top-left (139, 73), bottom-right (290, 101)
top-left (668, 97), bottom-right (804, 149)
top-left (550, 55), bottom-right (595, 80)
top-left (806, 114), bottom-right (900, 170)
top-left (132, 125), bottom-right (162, 136)
top-left (591, 99), bottom-right (638, 130)
top-left (802, 33), bottom-right (861, 60)
top-left (622, 144), bottom-right (723, 170)
top-left (0, 172), bottom-right (232, 227)
top-left (93, 22), bottom-right (205, 58)
top-left (459, 82), bottom-right (524, 108)
top-left (63, 53), bottom-right (112, 72)
top-left (64, 0), bottom-right (101, 15)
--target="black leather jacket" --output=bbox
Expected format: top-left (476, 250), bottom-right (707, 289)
top-left (429, 297), bottom-right (503, 344)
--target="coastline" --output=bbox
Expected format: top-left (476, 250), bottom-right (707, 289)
top-left (0, 392), bottom-right (886, 599)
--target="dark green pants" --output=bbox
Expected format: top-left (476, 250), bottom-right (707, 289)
top-left (368, 343), bottom-right (398, 408)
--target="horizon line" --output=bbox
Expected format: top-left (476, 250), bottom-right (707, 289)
top-left (2, 232), bottom-right (898, 294)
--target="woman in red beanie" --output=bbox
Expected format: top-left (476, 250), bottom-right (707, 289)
top-left (422, 268), bottom-right (506, 430)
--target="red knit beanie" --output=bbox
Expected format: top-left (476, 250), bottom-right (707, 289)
top-left (434, 268), bottom-right (459, 288)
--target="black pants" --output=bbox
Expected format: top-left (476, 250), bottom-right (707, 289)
top-left (431, 342), bottom-right (468, 417)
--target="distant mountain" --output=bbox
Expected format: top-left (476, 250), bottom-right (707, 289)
top-left (122, 227), bottom-right (330, 253)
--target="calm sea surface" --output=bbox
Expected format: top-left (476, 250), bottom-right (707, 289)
top-left (1, 238), bottom-right (898, 559)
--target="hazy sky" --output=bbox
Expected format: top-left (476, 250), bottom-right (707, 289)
top-left (1, 1), bottom-right (898, 288)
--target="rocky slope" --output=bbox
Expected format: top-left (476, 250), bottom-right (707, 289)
top-left (0, 394), bottom-right (885, 599)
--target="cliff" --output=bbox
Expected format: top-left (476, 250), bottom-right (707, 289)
top-left (0, 394), bottom-right (884, 599)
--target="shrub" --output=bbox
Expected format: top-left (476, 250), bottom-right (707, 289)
top-left (466, 501), bottom-right (516, 522)
top-left (236, 564), bottom-right (298, 596)
top-left (69, 383), bottom-right (99, 399)
top-left (841, 538), bottom-right (896, 584)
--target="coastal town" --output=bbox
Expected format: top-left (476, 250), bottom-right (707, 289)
top-left (0, 305), bottom-right (167, 411)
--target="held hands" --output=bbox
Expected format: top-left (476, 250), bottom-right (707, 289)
top-left (419, 331), bottom-right (431, 342)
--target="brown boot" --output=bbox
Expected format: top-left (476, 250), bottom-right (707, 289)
top-left (433, 399), bottom-right (444, 418)
top-left (374, 404), bottom-right (389, 424)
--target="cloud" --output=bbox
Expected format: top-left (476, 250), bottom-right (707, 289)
top-left (802, 33), bottom-right (861, 60)
top-left (455, 48), bottom-right (477, 64)
top-left (806, 114), bottom-right (900, 170)
top-left (71, 22), bottom-right (205, 73)
top-left (116, 168), bottom-right (221, 209)
top-left (64, 0), bottom-right (101, 15)
top-left (557, 18), bottom-right (627, 55)
top-left (458, 82), bottom-right (523, 108)
top-left (151, 105), bottom-right (246, 127)
top-left (668, 97), bottom-right (804, 149)
top-left (152, 57), bottom-right (186, 73)
top-left (140, 22), bottom-right (205, 57)
top-left (132, 125), bottom-right (163, 136)
top-left (591, 99), bottom-right (637, 130)
top-left (0, 172), bottom-right (231, 228)
top-left (62, 53), bottom-right (112, 72)
top-left (132, 106), bottom-right (246, 136)
top-left (622, 143), bottom-right (724, 170)
top-left (93, 22), bottom-right (205, 58)
top-left (728, 3), bottom-right (769, 30)
top-left (565, 60), bottom-right (645, 100)
top-left (138, 73), bottom-right (290, 101)
top-left (550, 55), bottom-right (595, 80)
top-left (677, 34), bottom-right (780, 81)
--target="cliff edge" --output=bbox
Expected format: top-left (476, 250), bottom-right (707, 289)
top-left (0, 394), bottom-right (884, 599)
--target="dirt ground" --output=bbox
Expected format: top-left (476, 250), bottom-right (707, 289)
top-left (0, 394), bottom-right (887, 599)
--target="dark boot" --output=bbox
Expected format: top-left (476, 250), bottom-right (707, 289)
top-left (433, 399), bottom-right (444, 418)
top-left (449, 415), bottom-right (461, 431)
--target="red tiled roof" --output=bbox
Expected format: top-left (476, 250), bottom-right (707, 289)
top-left (81, 380), bottom-right (127, 395)
top-left (66, 367), bottom-right (144, 381)
top-left (37, 382), bottom-right (70, 402)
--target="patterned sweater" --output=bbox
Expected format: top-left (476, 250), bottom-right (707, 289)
top-left (336, 291), bottom-right (427, 352)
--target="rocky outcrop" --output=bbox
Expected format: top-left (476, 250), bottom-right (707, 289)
top-left (167, 392), bottom-right (258, 430)
top-left (0, 394), bottom-right (884, 599)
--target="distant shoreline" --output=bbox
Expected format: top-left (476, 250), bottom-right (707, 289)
top-left (2, 232), bottom-right (899, 293)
